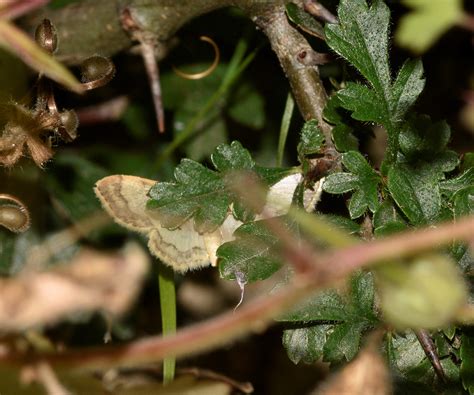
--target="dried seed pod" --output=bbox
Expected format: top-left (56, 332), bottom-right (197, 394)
top-left (35, 19), bottom-right (58, 54)
top-left (80, 56), bottom-right (115, 90)
top-left (58, 110), bottom-right (79, 141)
top-left (0, 194), bottom-right (30, 233)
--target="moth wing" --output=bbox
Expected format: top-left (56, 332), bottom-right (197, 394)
top-left (202, 215), bottom-right (243, 267)
top-left (94, 175), bottom-right (155, 233)
top-left (147, 219), bottom-right (210, 273)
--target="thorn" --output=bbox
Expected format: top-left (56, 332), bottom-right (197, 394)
top-left (140, 41), bottom-right (165, 133)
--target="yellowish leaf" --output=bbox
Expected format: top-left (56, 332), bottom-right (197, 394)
top-left (396, 0), bottom-right (464, 53)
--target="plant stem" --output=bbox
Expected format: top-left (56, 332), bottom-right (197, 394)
top-left (157, 263), bottom-right (176, 384)
top-left (277, 93), bottom-right (294, 167)
top-left (152, 38), bottom-right (257, 172)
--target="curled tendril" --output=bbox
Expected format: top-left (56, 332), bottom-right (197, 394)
top-left (173, 36), bottom-right (220, 80)
top-left (0, 194), bottom-right (30, 233)
top-left (80, 55), bottom-right (116, 90)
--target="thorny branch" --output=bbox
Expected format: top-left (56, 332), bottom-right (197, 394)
top-left (25, 0), bottom-right (335, 152)
top-left (0, 214), bottom-right (473, 371)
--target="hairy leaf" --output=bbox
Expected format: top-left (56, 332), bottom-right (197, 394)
top-left (285, 2), bottom-right (325, 39)
top-left (281, 272), bottom-right (377, 364)
top-left (326, 0), bottom-right (425, 162)
top-left (148, 141), bottom-right (278, 233)
top-left (217, 220), bottom-right (282, 283)
top-left (388, 152), bottom-right (459, 224)
top-left (297, 120), bottom-right (325, 159)
top-left (323, 151), bottom-right (380, 218)
top-left (461, 332), bottom-right (474, 394)
top-left (283, 324), bottom-right (331, 365)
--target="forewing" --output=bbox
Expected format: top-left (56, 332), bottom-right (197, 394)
top-left (94, 175), bottom-right (155, 233)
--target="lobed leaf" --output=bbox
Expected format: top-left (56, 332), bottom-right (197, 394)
top-left (326, 0), bottom-right (425, 163)
top-left (283, 325), bottom-right (330, 365)
top-left (281, 272), bottom-right (377, 364)
top-left (217, 220), bottom-right (282, 283)
top-left (323, 151), bottom-right (380, 219)
top-left (297, 120), bottom-right (325, 159)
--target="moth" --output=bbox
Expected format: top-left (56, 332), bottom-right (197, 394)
top-left (94, 174), bottom-right (323, 273)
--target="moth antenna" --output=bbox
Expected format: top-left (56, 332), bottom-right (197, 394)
top-left (173, 36), bottom-right (220, 80)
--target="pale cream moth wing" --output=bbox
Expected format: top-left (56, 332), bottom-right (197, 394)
top-left (202, 215), bottom-right (243, 267)
top-left (94, 175), bottom-right (210, 273)
top-left (147, 223), bottom-right (210, 273)
top-left (94, 175), bottom-right (155, 232)
top-left (260, 173), bottom-right (325, 218)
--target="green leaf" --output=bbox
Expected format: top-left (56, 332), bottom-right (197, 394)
top-left (323, 95), bottom-right (359, 152)
top-left (387, 165), bottom-right (429, 224)
top-left (336, 82), bottom-right (385, 123)
top-left (0, 230), bottom-right (38, 276)
top-left (332, 125), bottom-right (359, 152)
top-left (211, 140), bottom-right (255, 172)
top-left (322, 172), bottom-right (358, 194)
top-left (217, 220), bottom-right (282, 283)
top-left (453, 186), bottom-right (474, 219)
top-left (285, 3), bottom-right (325, 39)
top-left (321, 214), bottom-right (361, 235)
top-left (323, 321), bottom-right (366, 363)
top-left (148, 159), bottom-right (229, 233)
top-left (227, 82), bottom-right (265, 129)
top-left (350, 271), bottom-right (376, 320)
top-left (323, 151), bottom-right (380, 219)
top-left (280, 289), bottom-right (348, 322)
top-left (283, 324), bottom-right (331, 365)
top-left (440, 169), bottom-right (474, 198)
top-left (373, 200), bottom-right (407, 236)
top-left (281, 272), bottom-right (377, 364)
top-left (462, 153), bottom-right (474, 172)
top-left (161, 63), bottom-right (229, 161)
top-left (396, 0), bottom-right (464, 53)
top-left (148, 141), bottom-right (290, 232)
top-left (325, 0), bottom-right (425, 162)
top-left (461, 332), bottom-right (474, 394)
top-left (388, 153), bottom-right (459, 225)
top-left (297, 120), bottom-right (325, 159)
top-left (399, 115), bottom-right (451, 160)
top-left (326, 0), bottom-right (391, 93)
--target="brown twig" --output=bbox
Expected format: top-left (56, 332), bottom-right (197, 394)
top-left (178, 367), bottom-right (254, 394)
top-left (75, 96), bottom-right (129, 125)
top-left (303, 0), bottom-right (338, 24)
top-left (415, 330), bottom-right (446, 383)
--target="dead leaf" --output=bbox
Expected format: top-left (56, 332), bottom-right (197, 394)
top-left (314, 334), bottom-right (391, 395)
top-left (0, 243), bottom-right (149, 332)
